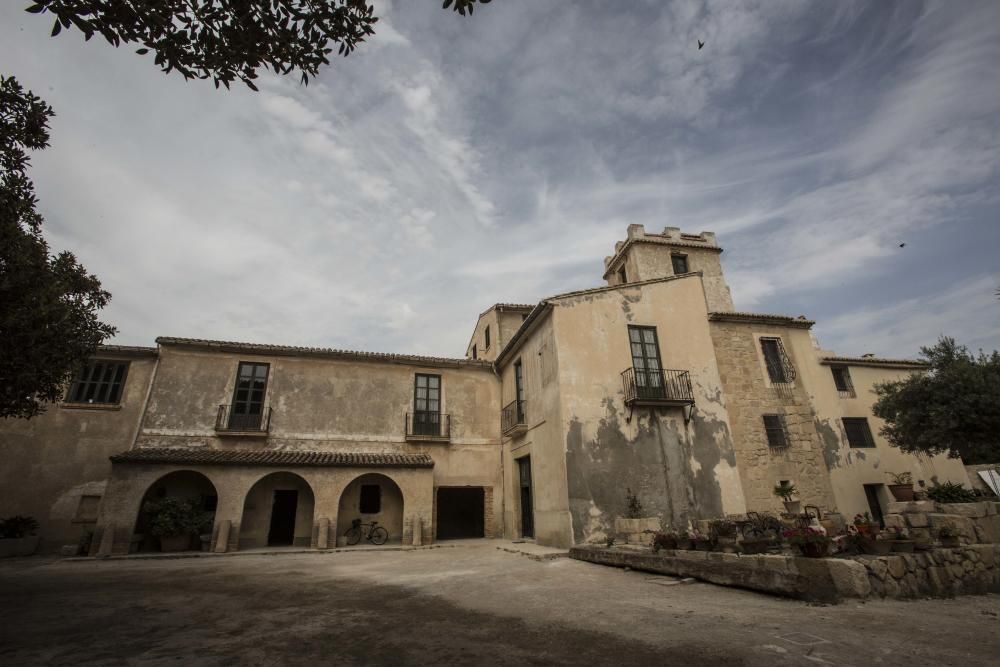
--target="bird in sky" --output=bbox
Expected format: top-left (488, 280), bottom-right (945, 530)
top-left (899, 243), bottom-right (906, 248)
top-left (698, 39), bottom-right (705, 50)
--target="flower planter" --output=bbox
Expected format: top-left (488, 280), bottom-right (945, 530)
top-left (795, 541), bottom-right (828, 558)
top-left (0, 536), bottom-right (39, 558)
top-left (694, 540), bottom-right (715, 552)
top-left (855, 523), bottom-right (880, 537)
top-left (738, 539), bottom-right (772, 555)
top-left (715, 537), bottom-right (738, 553)
top-left (888, 484), bottom-right (915, 502)
top-left (783, 500), bottom-right (802, 515)
top-left (859, 537), bottom-right (893, 555)
top-left (159, 534), bottom-right (193, 552)
top-left (891, 540), bottom-right (916, 553)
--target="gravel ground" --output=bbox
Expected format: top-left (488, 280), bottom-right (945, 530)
top-left (1, 543), bottom-right (998, 665)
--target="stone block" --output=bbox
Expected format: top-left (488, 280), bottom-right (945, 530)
top-left (888, 500), bottom-right (937, 515)
top-left (928, 514), bottom-right (977, 541)
top-left (884, 514), bottom-right (906, 531)
top-left (972, 515), bottom-right (1000, 544)
top-left (886, 556), bottom-right (907, 580)
top-left (940, 502), bottom-right (988, 518)
top-left (869, 559), bottom-right (888, 581)
top-left (906, 512), bottom-right (929, 528)
top-left (827, 559), bottom-right (871, 599)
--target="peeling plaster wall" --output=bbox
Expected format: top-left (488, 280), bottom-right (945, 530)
top-left (552, 277), bottom-right (746, 546)
top-left (708, 322), bottom-right (838, 515)
top-left (498, 313), bottom-right (571, 547)
top-left (800, 358), bottom-right (971, 521)
top-left (0, 354), bottom-right (156, 552)
top-left (135, 346), bottom-right (504, 539)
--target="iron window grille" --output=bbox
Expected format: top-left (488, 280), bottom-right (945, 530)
top-left (216, 404), bottom-right (271, 433)
top-left (831, 366), bottom-right (856, 398)
top-left (406, 412), bottom-right (451, 439)
top-left (843, 417), bottom-right (876, 448)
top-left (621, 368), bottom-right (695, 404)
top-left (760, 337), bottom-right (796, 385)
top-left (762, 414), bottom-right (789, 449)
top-left (671, 253), bottom-right (689, 274)
top-left (67, 361), bottom-right (129, 404)
top-left (501, 399), bottom-right (527, 434)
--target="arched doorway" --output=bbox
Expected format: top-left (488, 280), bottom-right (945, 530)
top-left (337, 473), bottom-right (404, 546)
top-left (239, 472), bottom-right (315, 549)
top-left (134, 470), bottom-right (218, 553)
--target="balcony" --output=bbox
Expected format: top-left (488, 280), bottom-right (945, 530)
top-left (215, 404), bottom-right (271, 437)
top-left (621, 368), bottom-right (695, 407)
top-left (501, 399), bottom-right (527, 437)
top-left (405, 412), bottom-right (451, 442)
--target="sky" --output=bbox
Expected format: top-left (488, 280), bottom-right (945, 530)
top-left (2, 0), bottom-right (998, 359)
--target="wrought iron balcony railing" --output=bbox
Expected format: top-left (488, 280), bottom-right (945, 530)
top-left (621, 368), bottom-right (695, 406)
top-left (406, 412), bottom-right (451, 441)
top-left (215, 404), bottom-right (271, 435)
top-left (501, 399), bottom-right (527, 436)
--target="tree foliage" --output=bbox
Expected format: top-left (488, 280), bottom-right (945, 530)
top-left (0, 75), bottom-right (116, 419)
top-left (27, 0), bottom-right (492, 90)
top-left (872, 337), bottom-right (1000, 464)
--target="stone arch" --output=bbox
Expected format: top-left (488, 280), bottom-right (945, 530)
top-left (337, 473), bottom-right (404, 546)
top-left (239, 472), bottom-right (315, 549)
top-left (134, 470), bottom-right (218, 553)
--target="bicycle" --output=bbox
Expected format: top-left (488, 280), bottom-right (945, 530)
top-left (344, 518), bottom-right (388, 546)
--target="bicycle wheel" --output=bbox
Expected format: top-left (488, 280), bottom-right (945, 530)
top-left (345, 526), bottom-right (362, 546)
top-left (370, 526), bottom-right (388, 545)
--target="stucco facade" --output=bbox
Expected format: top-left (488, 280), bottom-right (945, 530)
top-left (0, 224), bottom-right (977, 554)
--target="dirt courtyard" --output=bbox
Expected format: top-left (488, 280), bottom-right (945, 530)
top-left (2, 542), bottom-right (999, 665)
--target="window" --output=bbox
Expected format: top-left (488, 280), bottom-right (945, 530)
top-left (67, 361), bottom-right (129, 404)
top-left (484, 325), bottom-right (491, 349)
top-left (628, 325), bottom-right (665, 399)
top-left (413, 373), bottom-right (441, 435)
top-left (831, 366), bottom-right (855, 397)
top-left (229, 362), bottom-right (269, 430)
top-left (471, 345), bottom-right (477, 360)
top-left (760, 337), bottom-right (795, 384)
top-left (843, 417), bottom-right (875, 448)
top-left (360, 484), bottom-right (381, 514)
top-left (513, 358), bottom-right (525, 422)
top-left (671, 254), bottom-right (689, 274)
top-left (618, 266), bottom-right (627, 284)
top-left (73, 495), bottom-right (101, 523)
top-left (762, 415), bottom-right (788, 449)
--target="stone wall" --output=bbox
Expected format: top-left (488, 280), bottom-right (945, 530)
top-left (708, 322), bottom-right (836, 515)
top-left (884, 500), bottom-right (1000, 546)
top-left (854, 546), bottom-right (1000, 598)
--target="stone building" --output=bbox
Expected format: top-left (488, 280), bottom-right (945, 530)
top-left (0, 225), bottom-right (972, 553)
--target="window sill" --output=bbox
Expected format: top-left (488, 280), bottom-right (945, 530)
top-left (61, 402), bottom-right (122, 411)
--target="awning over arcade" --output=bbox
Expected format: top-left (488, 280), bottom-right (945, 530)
top-left (110, 448), bottom-right (435, 469)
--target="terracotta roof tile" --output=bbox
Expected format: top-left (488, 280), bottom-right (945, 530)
top-left (708, 312), bottom-right (815, 328)
top-left (110, 448), bottom-right (435, 468)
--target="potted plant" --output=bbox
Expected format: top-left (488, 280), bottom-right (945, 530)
top-left (885, 526), bottom-right (915, 553)
top-left (675, 530), bottom-right (693, 550)
top-left (887, 472), bottom-right (915, 502)
top-left (652, 532), bottom-right (678, 553)
top-left (738, 534), bottom-right (774, 554)
top-left (852, 512), bottom-right (881, 537)
top-left (690, 529), bottom-right (715, 551)
top-left (938, 526), bottom-right (961, 549)
top-left (709, 519), bottom-right (739, 553)
top-left (783, 527), bottom-right (830, 558)
top-left (773, 481), bottom-right (800, 515)
top-left (142, 497), bottom-right (213, 552)
top-left (0, 516), bottom-right (40, 557)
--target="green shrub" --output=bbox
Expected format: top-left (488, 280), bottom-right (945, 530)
top-left (926, 482), bottom-right (978, 504)
top-left (142, 497), bottom-right (213, 537)
top-left (0, 515), bottom-right (39, 538)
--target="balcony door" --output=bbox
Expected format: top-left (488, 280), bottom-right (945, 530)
top-left (230, 362), bottom-right (269, 430)
top-left (628, 325), bottom-right (664, 400)
top-left (413, 374), bottom-right (441, 436)
top-left (518, 456), bottom-right (534, 539)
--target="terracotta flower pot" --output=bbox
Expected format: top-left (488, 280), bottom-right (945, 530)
top-left (888, 484), bottom-right (915, 502)
top-left (783, 500), bottom-right (802, 515)
top-left (796, 541), bottom-right (828, 558)
top-left (856, 523), bottom-right (880, 537)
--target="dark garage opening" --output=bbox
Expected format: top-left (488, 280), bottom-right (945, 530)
top-left (437, 487), bottom-right (485, 539)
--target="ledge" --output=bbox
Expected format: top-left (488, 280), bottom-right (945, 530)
top-left (60, 402), bottom-right (123, 412)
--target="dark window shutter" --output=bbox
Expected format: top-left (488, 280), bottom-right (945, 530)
top-left (843, 418), bottom-right (875, 448)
